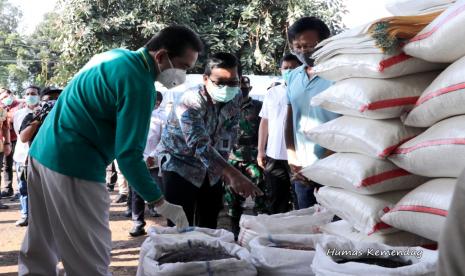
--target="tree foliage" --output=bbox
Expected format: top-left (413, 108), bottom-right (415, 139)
top-left (1, 0), bottom-right (347, 89)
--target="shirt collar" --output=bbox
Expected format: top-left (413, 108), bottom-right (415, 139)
top-left (138, 47), bottom-right (157, 80)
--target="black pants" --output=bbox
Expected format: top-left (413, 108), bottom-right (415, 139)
top-left (128, 168), bottom-right (162, 227)
top-left (264, 156), bottom-right (293, 214)
top-left (162, 170), bottom-right (223, 229)
top-left (1, 140), bottom-right (15, 193)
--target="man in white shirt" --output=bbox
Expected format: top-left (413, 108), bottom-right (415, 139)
top-left (128, 92), bottom-right (165, 237)
top-left (257, 54), bottom-right (301, 214)
top-left (12, 86), bottom-right (41, 226)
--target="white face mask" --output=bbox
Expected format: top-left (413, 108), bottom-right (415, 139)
top-left (156, 56), bottom-right (186, 89)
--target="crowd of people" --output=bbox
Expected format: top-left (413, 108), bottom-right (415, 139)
top-left (0, 16), bottom-right (341, 276)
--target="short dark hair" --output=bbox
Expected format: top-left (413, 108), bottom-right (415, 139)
top-left (204, 52), bottom-right (239, 76)
top-left (145, 25), bottom-right (203, 58)
top-left (280, 53), bottom-right (302, 66)
top-left (26, 85), bottom-right (41, 93)
top-left (288, 17), bottom-right (330, 42)
top-left (40, 86), bottom-right (62, 97)
top-left (1, 88), bottom-right (12, 94)
top-left (241, 76), bottom-right (250, 86)
top-left (156, 91), bottom-right (163, 103)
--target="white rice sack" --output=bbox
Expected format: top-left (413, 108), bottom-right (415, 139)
top-left (405, 56), bottom-right (465, 127)
top-left (139, 226), bottom-right (235, 264)
top-left (137, 238), bottom-right (256, 276)
top-left (319, 220), bottom-right (436, 247)
top-left (385, 0), bottom-right (455, 15)
top-left (315, 186), bottom-right (409, 235)
top-left (382, 178), bottom-right (456, 241)
top-left (249, 234), bottom-right (331, 276)
top-left (390, 115), bottom-right (465, 177)
top-left (312, 72), bottom-right (439, 119)
top-left (302, 153), bottom-right (429, 195)
top-left (304, 116), bottom-right (424, 159)
top-left (238, 206), bottom-right (334, 248)
top-left (313, 24), bottom-right (381, 64)
top-left (311, 238), bottom-right (438, 276)
top-left (404, 0), bottom-right (465, 63)
top-left (312, 52), bottom-right (446, 81)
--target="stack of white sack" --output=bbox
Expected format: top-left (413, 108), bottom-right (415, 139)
top-left (237, 206), bottom-right (334, 249)
top-left (302, 19), bottom-right (451, 247)
top-left (137, 227), bottom-right (256, 276)
top-left (312, 11), bottom-right (448, 81)
top-left (385, 0), bottom-right (456, 16)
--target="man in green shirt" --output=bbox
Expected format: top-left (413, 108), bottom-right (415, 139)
top-left (19, 26), bottom-right (202, 276)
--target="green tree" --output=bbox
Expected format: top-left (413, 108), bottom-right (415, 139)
top-left (50, 0), bottom-right (346, 85)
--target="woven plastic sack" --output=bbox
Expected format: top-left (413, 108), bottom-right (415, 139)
top-left (305, 116), bottom-right (424, 159)
top-left (405, 56), bottom-right (465, 127)
top-left (319, 220), bottom-right (436, 247)
top-left (382, 178), bottom-right (456, 241)
top-left (238, 206), bottom-right (334, 248)
top-left (302, 153), bottom-right (429, 195)
top-left (390, 115), bottom-right (465, 177)
top-left (404, 0), bottom-right (465, 63)
top-left (385, 0), bottom-right (455, 15)
top-left (312, 72), bottom-right (439, 119)
top-left (137, 238), bottom-right (256, 276)
top-left (312, 52), bottom-right (446, 81)
top-left (315, 186), bottom-right (409, 235)
top-left (249, 234), bottom-right (335, 276)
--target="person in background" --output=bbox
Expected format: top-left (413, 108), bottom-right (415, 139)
top-left (225, 75), bottom-right (266, 239)
top-left (0, 88), bottom-right (20, 197)
top-left (127, 91), bottom-right (164, 237)
top-left (19, 26), bottom-right (200, 276)
top-left (106, 162), bottom-right (117, 192)
top-left (12, 85), bottom-right (41, 226)
top-left (257, 54), bottom-right (302, 214)
top-left (284, 17), bottom-right (339, 209)
top-left (113, 162), bottom-right (129, 203)
top-left (0, 93), bottom-right (11, 209)
top-left (157, 52), bottom-right (263, 229)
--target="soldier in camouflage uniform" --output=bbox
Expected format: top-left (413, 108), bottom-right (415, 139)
top-left (225, 76), bottom-right (267, 238)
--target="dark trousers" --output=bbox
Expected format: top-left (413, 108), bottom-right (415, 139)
top-left (264, 157), bottom-right (293, 214)
top-left (292, 180), bottom-right (322, 209)
top-left (128, 168), bottom-right (162, 227)
top-left (162, 170), bottom-right (223, 229)
top-left (1, 140), bottom-right (15, 193)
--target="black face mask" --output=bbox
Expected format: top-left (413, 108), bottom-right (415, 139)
top-left (291, 50), bottom-right (315, 67)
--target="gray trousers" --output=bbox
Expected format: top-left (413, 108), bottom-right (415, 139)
top-left (436, 170), bottom-right (465, 276)
top-left (19, 158), bottom-right (112, 276)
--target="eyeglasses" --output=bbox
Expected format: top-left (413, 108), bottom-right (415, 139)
top-left (209, 77), bottom-right (240, 87)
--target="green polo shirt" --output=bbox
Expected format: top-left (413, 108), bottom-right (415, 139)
top-left (29, 47), bottom-right (162, 202)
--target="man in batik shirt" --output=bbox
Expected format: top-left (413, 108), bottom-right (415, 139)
top-left (156, 53), bottom-right (263, 229)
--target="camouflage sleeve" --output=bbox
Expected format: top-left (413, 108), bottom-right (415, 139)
top-left (179, 98), bottom-right (228, 177)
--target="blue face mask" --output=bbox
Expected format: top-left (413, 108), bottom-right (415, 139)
top-left (25, 95), bottom-right (40, 106)
top-left (207, 79), bottom-right (239, 103)
top-left (281, 69), bottom-right (293, 84)
top-left (2, 96), bottom-right (13, 106)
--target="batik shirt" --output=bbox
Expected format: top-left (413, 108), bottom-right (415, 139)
top-left (156, 85), bottom-right (241, 188)
top-left (229, 97), bottom-right (262, 162)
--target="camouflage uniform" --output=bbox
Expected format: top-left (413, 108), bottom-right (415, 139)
top-left (225, 97), bottom-right (267, 219)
